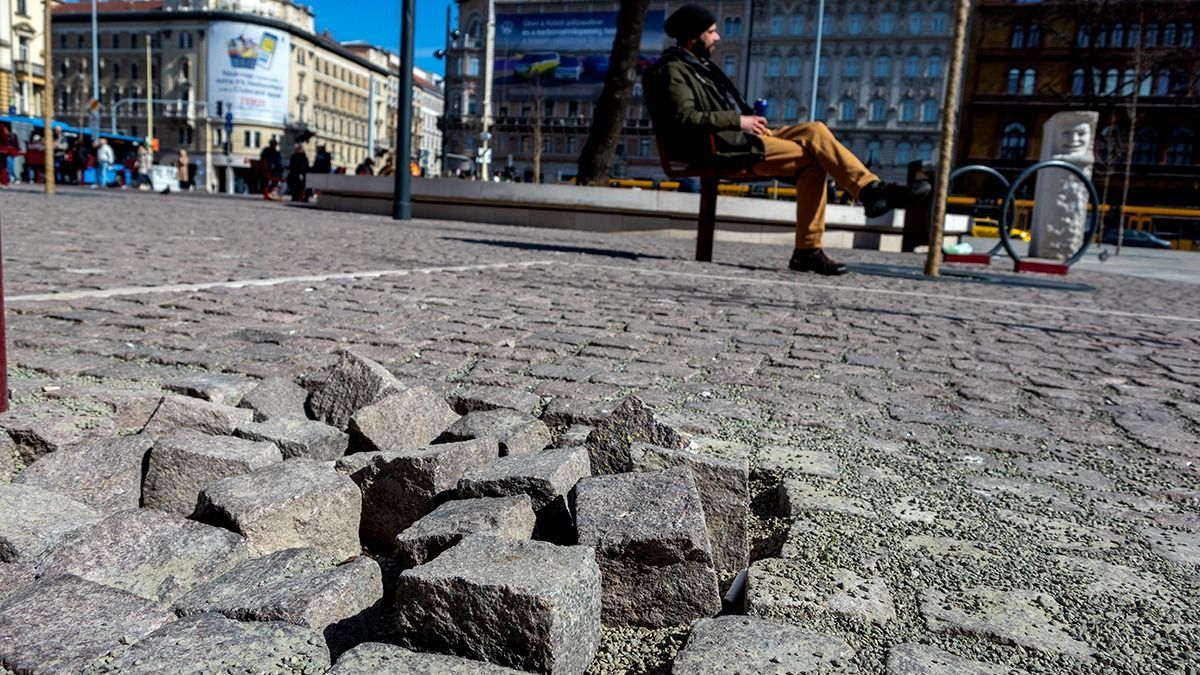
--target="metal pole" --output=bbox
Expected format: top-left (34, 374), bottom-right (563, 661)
top-left (441, 3), bottom-right (451, 177)
top-left (393, 0), bottom-right (415, 219)
top-left (43, 0), bottom-right (55, 195)
top-left (90, 0), bottom-right (99, 103)
top-left (925, 0), bottom-right (973, 277)
top-left (146, 34), bottom-right (153, 163)
top-left (809, 0), bottom-right (824, 121)
top-left (480, 0), bottom-right (494, 180)
top-left (367, 74), bottom-right (376, 159)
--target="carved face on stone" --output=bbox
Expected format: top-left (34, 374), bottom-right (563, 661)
top-left (1056, 123), bottom-right (1092, 155)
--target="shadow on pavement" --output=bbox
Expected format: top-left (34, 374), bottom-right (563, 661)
top-left (844, 262), bottom-right (1094, 292)
top-left (440, 237), bottom-right (670, 261)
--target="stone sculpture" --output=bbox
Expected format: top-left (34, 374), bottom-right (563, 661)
top-left (1029, 111), bottom-right (1099, 260)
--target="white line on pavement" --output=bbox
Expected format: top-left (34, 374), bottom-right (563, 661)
top-left (570, 263), bottom-right (1200, 326)
top-left (4, 261), bottom-right (558, 303)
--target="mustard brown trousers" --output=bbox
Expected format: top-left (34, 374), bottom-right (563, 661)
top-left (752, 122), bottom-right (879, 249)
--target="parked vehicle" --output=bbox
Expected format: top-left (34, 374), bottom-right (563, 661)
top-left (516, 52), bottom-right (560, 79)
top-left (970, 217), bottom-right (1031, 241)
top-left (1102, 228), bottom-right (1172, 249)
top-left (555, 57), bottom-right (584, 81)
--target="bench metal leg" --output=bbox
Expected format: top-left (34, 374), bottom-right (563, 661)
top-left (696, 176), bottom-right (718, 262)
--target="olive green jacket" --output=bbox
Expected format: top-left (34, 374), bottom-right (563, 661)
top-left (643, 47), bottom-right (765, 169)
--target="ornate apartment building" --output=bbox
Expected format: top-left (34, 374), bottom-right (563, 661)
top-left (50, 0), bottom-right (438, 189)
top-left (1, 0), bottom-right (49, 117)
top-left (747, 0), bottom-right (955, 182)
top-left (444, 0), bottom-right (752, 181)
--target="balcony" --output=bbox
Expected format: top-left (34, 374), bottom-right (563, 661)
top-left (14, 60), bottom-right (46, 79)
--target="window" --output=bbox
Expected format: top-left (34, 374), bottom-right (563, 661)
top-left (931, 12), bottom-right (948, 33)
top-left (639, 138), bottom-right (651, 157)
top-left (905, 55), bottom-right (920, 78)
top-left (1072, 69), bottom-right (1086, 96)
top-left (112, 33), bottom-right (121, 49)
top-left (243, 130), bottom-right (252, 148)
top-left (1156, 70), bottom-right (1171, 96)
top-left (900, 98), bottom-right (916, 122)
top-left (917, 142), bottom-right (933, 162)
top-left (1167, 128), bottom-right (1195, 165)
top-left (768, 56), bottom-right (781, 76)
top-left (870, 98), bottom-right (887, 122)
top-left (845, 55), bottom-right (860, 78)
top-left (1007, 68), bottom-right (1021, 94)
top-left (927, 54), bottom-right (943, 77)
top-left (1183, 23), bottom-right (1195, 47)
top-left (723, 55), bottom-right (736, 77)
top-left (879, 13), bottom-right (895, 34)
top-left (77, 34), bottom-right (85, 49)
top-left (1128, 23), bottom-right (1141, 47)
top-left (771, 16), bottom-right (784, 35)
top-left (467, 57), bottom-right (480, 77)
top-left (1163, 23), bottom-right (1177, 47)
top-left (910, 14), bottom-right (923, 34)
top-left (784, 98), bottom-right (798, 119)
top-left (787, 56), bottom-right (801, 76)
top-left (1145, 23), bottom-right (1158, 47)
top-left (1012, 25), bottom-right (1025, 49)
top-left (16, 0), bottom-right (26, 14)
top-left (822, 14), bottom-right (832, 34)
top-left (840, 98), bottom-right (856, 122)
top-left (177, 127), bottom-right (193, 145)
top-left (812, 97), bottom-right (826, 121)
top-left (179, 32), bottom-right (194, 49)
top-left (895, 142), bottom-right (911, 165)
top-left (874, 55), bottom-right (891, 78)
top-left (60, 34), bottom-right (67, 50)
top-left (818, 55), bottom-right (829, 77)
top-left (922, 99), bottom-right (938, 122)
top-left (1105, 68), bottom-right (1119, 95)
top-left (1077, 26), bottom-right (1090, 47)
top-left (1022, 68), bottom-right (1036, 95)
top-left (1121, 69), bottom-right (1136, 96)
top-left (565, 136), bottom-right (577, 154)
top-left (1133, 127), bottom-right (1159, 164)
top-left (791, 16), bottom-right (805, 35)
top-left (1000, 122), bottom-right (1027, 159)
top-left (1027, 25), bottom-right (1041, 47)
top-left (848, 14), bottom-right (864, 35)
top-left (1111, 24), bottom-right (1124, 48)
top-left (866, 141), bottom-right (881, 166)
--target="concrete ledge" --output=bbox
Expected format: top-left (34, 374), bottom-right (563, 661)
top-left (307, 175), bottom-right (967, 252)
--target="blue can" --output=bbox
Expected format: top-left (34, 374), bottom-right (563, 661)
top-left (754, 98), bottom-right (769, 117)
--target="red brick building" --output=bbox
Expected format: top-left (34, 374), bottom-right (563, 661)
top-left (957, 0), bottom-right (1199, 213)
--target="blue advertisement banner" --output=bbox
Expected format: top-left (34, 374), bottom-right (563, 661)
top-left (493, 10), bottom-right (666, 90)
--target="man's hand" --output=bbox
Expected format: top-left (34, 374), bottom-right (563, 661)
top-left (740, 115), bottom-right (768, 135)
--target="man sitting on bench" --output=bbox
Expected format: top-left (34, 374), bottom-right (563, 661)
top-left (644, 4), bottom-right (931, 275)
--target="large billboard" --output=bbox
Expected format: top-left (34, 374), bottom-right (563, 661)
top-left (493, 11), bottom-right (667, 94)
top-left (207, 21), bottom-right (291, 126)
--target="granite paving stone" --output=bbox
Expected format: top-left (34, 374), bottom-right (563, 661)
top-left (237, 375), bottom-right (312, 422)
top-left (0, 483), bottom-right (102, 563)
top-left (141, 394), bottom-right (255, 437)
top-left (235, 417), bottom-right (350, 460)
top-left (143, 430), bottom-right (283, 516)
top-left (13, 435), bottom-right (153, 513)
top-left (394, 494), bottom-right (536, 568)
top-left (671, 615), bottom-right (855, 674)
top-left (456, 445), bottom-right (590, 543)
top-left (348, 387), bottom-right (461, 453)
top-left (327, 642), bottom-right (525, 674)
top-left (438, 408), bottom-right (552, 456)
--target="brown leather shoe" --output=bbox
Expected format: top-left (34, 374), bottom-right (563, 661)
top-left (788, 248), bottom-right (848, 276)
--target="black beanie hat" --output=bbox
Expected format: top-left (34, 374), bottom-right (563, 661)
top-left (665, 4), bottom-right (717, 41)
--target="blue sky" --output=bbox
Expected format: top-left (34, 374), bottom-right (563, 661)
top-left (307, 0), bottom-right (456, 75)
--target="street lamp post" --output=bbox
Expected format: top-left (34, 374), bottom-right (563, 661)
top-left (434, 5), bottom-right (458, 179)
top-left (480, 0), bottom-right (494, 180)
top-left (43, 0), bottom-right (55, 195)
top-left (392, 0), bottom-right (415, 219)
top-left (91, 0), bottom-right (99, 104)
top-left (809, 0), bottom-right (825, 122)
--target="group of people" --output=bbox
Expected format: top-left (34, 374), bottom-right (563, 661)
top-left (257, 138), bottom-right (396, 202)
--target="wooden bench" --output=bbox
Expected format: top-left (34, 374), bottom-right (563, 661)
top-left (655, 136), bottom-right (775, 262)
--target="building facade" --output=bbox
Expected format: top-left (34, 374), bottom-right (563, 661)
top-left (51, 0), bottom-right (397, 191)
top-left (412, 65), bottom-right (445, 176)
top-left (443, 0), bottom-right (752, 181)
top-left (958, 0), bottom-right (1199, 214)
top-left (747, 0), bottom-right (955, 182)
top-left (1, 0), bottom-right (50, 117)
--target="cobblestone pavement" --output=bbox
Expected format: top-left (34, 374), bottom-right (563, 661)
top-left (3, 188), bottom-right (1199, 673)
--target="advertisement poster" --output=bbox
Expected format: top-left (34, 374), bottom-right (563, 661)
top-left (493, 10), bottom-right (667, 94)
top-left (207, 21), bottom-right (291, 125)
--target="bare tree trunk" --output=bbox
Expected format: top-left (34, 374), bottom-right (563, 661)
top-left (1114, 9), bottom-right (1145, 256)
top-left (576, 0), bottom-right (652, 186)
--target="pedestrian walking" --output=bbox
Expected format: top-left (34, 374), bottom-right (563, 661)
top-left (135, 143), bottom-right (153, 189)
top-left (177, 149), bottom-right (192, 191)
top-left (354, 157), bottom-right (374, 176)
top-left (260, 138), bottom-right (283, 200)
top-left (311, 145), bottom-right (332, 175)
top-left (644, 3), bottom-right (930, 275)
top-left (94, 138), bottom-right (115, 189)
top-left (287, 143), bottom-right (309, 202)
